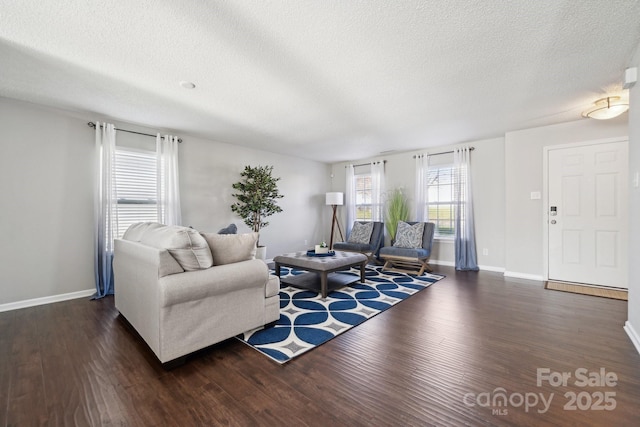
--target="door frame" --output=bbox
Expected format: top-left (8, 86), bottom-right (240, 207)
top-left (542, 136), bottom-right (629, 283)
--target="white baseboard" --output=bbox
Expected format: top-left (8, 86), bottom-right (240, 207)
top-left (624, 321), bottom-right (640, 356)
top-left (0, 288), bottom-right (95, 313)
top-left (430, 260), bottom-right (505, 273)
top-left (430, 259), bottom-right (454, 267)
top-left (478, 265), bottom-right (506, 273)
top-left (503, 271), bottom-right (545, 282)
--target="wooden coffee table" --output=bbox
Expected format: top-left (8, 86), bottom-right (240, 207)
top-left (273, 251), bottom-right (368, 298)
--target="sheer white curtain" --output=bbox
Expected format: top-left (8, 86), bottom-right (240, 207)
top-left (345, 164), bottom-right (356, 235)
top-left (370, 161), bottom-right (385, 221)
top-left (156, 134), bottom-right (182, 225)
top-left (453, 146), bottom-right (479, 271)
top-left (94, 122), bottom-right (117, 298)
top-left (415, 154), bottom-right (428, 221)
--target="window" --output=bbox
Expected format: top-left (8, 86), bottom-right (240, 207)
top-left (346, 161), bottom-right (384, 226)
top-left (113, 147), bottom-right (159, 238)
top-left (426, 164), bottom-right (467, 238)
top-left (355, 173), bottom-right (372, 221)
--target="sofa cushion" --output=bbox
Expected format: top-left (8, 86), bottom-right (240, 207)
top-left (333, 242), bottom-right (372, 252)
top-left (201, 232), bottom-right (258, 266)
top-left (158, 259), bottom-right (269, 307)
top-left (393, 221), bottom-right (425, 249)
top-left (122, 221), bottom-right (154, 241)
top-left (123, 222), bottom-right (213, 271)
top-left (348, 221), bottom-right (374, 244)
top-left (380, 246), bottom-right (430, 259)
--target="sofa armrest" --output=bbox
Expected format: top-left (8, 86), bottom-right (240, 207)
top-left (113, 239), bottom-right (178, 356)
top-left (158, 259), bottom-right (269, 307)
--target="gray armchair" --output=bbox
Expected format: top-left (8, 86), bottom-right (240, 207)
top-left (333, 221), bottom-right (385, 262)
top-left (379, 222), bottom-right (435, 275)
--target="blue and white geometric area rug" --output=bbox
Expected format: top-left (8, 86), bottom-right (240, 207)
top-left (237, 265), bottom-right (445, 364)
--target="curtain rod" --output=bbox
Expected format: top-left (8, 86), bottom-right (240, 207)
top-left (413, 147), bottom-right (474, 158)
top-left (87, 122), bottom-right (183, 143)
top-left (345, 160), bottom-right (386, 168)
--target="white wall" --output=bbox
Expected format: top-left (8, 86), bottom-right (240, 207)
top-left (330, 137), bottom-right (506, 271)
top-left (178, 133), bottom-right (330, 259)
top-left (504, 118), bottom-right (628, 279)
top-left (0, 97), bottom-right (330, 307)
top-left (626, 45), bottom-right (640, 352)
top-left (0, 98), bottom-right (95, 305)
top-left (329, 117), bottom-right (628, 278)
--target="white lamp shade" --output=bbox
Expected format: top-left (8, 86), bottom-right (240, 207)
top-left (326, 192), bottom-right (344, 206)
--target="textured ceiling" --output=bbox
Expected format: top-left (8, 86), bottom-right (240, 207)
top-left (1, 1), bottom-right (640, 163)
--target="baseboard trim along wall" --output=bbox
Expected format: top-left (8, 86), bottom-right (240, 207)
top-left (478, 265), bottom-right (506, 273)
top-left (624, 321), bottom-right (640, 356)
top-left (0, 289), bottom-right (95, 313)
top-left (430, 260), bottom-right (455, 267)
top-left (503, 271), bottom-right (545, 282)
top-left (429, 259), bottom-right (505, 273)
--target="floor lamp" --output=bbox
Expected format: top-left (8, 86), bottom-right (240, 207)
top-left (326, 192), bottom-right (344, 250)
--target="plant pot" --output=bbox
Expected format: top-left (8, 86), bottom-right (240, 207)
top-left (255, 246), bottom-right (267, 261)
top-left (315, 245), bottom-right (329, 254)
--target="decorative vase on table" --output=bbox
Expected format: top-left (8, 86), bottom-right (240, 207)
top-left (315, 241), bottom-right (329, 254)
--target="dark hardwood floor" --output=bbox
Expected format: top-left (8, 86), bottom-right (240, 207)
top-left (2, 267), bottom-right (639, 426)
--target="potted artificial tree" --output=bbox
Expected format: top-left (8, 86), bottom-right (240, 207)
top-left (385, 188), bottom-right (410, 245)
top-left (231, 165), bottom-right (284, 260)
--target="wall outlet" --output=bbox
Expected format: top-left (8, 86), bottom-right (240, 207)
top-left (304, 239), bottom-right (308, 246)
top-left (482, 248), bottom-right (489, 256)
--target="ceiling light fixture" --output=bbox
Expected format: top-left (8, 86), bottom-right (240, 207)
top-left (582, 96), bottom-right (628, 120)
top-left (179, 81), bottom-right (196, 89)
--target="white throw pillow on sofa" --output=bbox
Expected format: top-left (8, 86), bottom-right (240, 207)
top-left (201, 232), bottom-right (258, 266)
top-left (123, 222), bottom-right (213, 271)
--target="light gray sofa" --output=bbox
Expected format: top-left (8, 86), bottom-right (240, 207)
top-left (113, 222), bottom-right (280, 365)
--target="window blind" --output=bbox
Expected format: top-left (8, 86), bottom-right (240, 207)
top-left (355, 173), bottom-right (373, 221)
top-left (114, 147), bottom-right (159, 238)
top-left (427, 164), bottom-right (467, 237)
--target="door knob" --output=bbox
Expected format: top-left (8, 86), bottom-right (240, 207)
top-left (550, 220), bottom-right (556, 224)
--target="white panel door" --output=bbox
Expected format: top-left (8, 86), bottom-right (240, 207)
top-left (548, 141), bottom-right (628, 288)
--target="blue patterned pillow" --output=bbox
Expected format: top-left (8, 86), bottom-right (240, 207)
top-left (347, 222), bottom-right (374, 244)
top-left (393, 222), bottom-right (424, 248)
